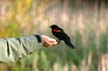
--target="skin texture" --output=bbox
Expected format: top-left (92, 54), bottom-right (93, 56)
top-left (41, 35), bottom-right (58, 47)
top-left (50, 25), bottom-right (75, 49)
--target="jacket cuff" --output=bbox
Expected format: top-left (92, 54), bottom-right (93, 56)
top-left (34, 35), bottom-right (42, 43)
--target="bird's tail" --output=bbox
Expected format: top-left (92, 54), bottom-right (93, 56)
top-left (64, 40), bottom-right (75, 49)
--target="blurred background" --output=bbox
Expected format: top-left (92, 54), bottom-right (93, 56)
top-left (0, 0), bottom-right (108, 71)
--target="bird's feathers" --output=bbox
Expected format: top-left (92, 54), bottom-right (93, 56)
top-left (50, 24), bottom-right (75, 49)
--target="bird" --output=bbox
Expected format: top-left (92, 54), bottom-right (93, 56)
top-left (50, 24), bottom-right (75, 49)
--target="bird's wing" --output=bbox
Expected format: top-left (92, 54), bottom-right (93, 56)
top-left (62, 32), bottom-right (75, 49)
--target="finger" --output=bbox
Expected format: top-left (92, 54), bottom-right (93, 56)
top-left (48, 41), bottom-right (58, 44)
top-left (43, 40), bottom-right (52, 46)
top-left (43, 44), bottom-right (49, 47)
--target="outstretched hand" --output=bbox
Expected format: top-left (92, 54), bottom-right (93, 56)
top-left (41, 35), bottom-right (59, 47)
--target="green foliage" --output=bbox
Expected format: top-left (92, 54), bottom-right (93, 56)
top-left (71, 31), bottom-right (85, 67)
top-left (6, 23), bottom-right (23, 37)
top-left (99, 33), bottom-right (108, 54)
top-left (0, 23), bottom-right (23, 38)
top-left (37, 51), bottom-right (50, 71)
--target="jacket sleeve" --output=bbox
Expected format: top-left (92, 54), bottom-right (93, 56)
top-left (0, 35), bottom-right (42, 63)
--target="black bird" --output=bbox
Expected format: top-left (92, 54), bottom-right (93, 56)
top-left (50, 25), bottom-right (75, 49)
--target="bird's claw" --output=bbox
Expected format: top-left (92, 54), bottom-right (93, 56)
top-left (56, 39), bottom-right (61, 44)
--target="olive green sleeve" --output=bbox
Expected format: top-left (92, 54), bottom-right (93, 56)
top-left (0, 35), bottom-right (42, 63)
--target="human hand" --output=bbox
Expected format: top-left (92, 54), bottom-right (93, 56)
top-left (41, 35), bottom-right (59, 47)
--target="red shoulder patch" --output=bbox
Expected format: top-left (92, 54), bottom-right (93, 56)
top-left (53, 29), bottom-right (61, 32)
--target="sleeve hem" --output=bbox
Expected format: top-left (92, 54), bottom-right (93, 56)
top-left (34, 35), bottom-right (42, 43)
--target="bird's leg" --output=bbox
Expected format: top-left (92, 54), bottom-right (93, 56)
top-left (56, 39), bottom-right (61, 44)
